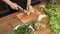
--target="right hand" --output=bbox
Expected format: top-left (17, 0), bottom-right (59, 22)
top-left (9, 2), bottom-right (23, 10)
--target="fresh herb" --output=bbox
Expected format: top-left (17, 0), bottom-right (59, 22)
top-left (12, 24), bottom-right (34, 34)
top-left (40, 4), bottom-right (60, 34)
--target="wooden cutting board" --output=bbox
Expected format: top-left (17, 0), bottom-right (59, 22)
top-left (16, 4), bottom-right (53, 34)
top-left (17, 11), bottom-right (52, 34)
top-left (17, 3), bottom-right (47, 24)
top-left (17, 11), bottom-right (41, 24)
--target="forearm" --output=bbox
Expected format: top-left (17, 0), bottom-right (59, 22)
top-left (27, 0), bottom-right (31, 5)
top-left (2, 0), bottom-right (13, 5)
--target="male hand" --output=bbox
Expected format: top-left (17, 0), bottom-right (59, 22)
top-left (9, 2), bottom-right (23, 10)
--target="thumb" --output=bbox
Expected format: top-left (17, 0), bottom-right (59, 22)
top-left (27, 6), bottom-right (29, 10)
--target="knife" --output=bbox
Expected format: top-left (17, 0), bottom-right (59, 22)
top-left (18, 7), bottom-right (28, 14)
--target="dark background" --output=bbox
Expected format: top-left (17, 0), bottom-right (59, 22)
top-left (0, 0), bottom-right (41, 18)
top-left (0, 0), bottom-right (60, 18)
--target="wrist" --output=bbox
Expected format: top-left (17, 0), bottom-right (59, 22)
top-left (27, 4), bottom-right (31, 6)
top-left (2, 0), bottom-right (13, 5)
top-left (27, 0), bottom-right (31, 6)
top-left (27, 3), bottom-right (31, 5)
top-left (8, 1), bottom-right (14, 6)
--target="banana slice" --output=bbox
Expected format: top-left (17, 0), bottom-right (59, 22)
top-left (24, 10), bottom-right (28, 14)
top-left (37, 14), bottom-right (46, 21)
top-left (27, 11), bottom-right (31, 15)
top-left (39, 5), bottom-right (45, 8)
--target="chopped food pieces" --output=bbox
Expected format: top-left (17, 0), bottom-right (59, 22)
top-left (39, 5), bottom-right (45, 8)
top-left (31, 20), bottom-right (46, 31)
top-left (37, 14), bottom-right (46, 21)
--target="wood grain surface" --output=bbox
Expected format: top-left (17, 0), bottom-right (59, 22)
top-left (0, 3), bottom-right (52, 34)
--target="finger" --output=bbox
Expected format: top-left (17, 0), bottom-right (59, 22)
top-left (15, 7), bottom-right (18, 10)
top-left (17, 6), bottom-right (23, 10)
top-left (30, 8), bottom-right (35, 13)
top-left (26, 6), bottom-right (28, 10)
top-left (27, 5), bottom-right (30, 10)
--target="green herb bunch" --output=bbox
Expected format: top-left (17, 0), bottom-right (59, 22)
top-left (40, 4), bottom-right (60, 34)
top-left (12, 24), bottom-right (34, 34)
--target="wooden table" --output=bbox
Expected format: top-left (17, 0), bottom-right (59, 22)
top-left (0, 12), bottom-right (21, 34)
top-left (0, 4), bottom-right (52, 34)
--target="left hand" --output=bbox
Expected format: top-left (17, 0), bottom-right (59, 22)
top-left (26, 5), bottom-right (35, 15)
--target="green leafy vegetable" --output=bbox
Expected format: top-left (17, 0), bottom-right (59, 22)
top-left (12, 24), bottom-right (34, 34)
top-left (40, 4), bottom-right (60, 34)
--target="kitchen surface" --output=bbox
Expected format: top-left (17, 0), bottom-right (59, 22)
top-left (0, 4), bottom-right (52, 34)
top-left (0, 0), bottom-right (60, 34)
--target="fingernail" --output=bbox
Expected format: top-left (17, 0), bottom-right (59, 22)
top-left (16, 9), bottom-right (18, 10)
